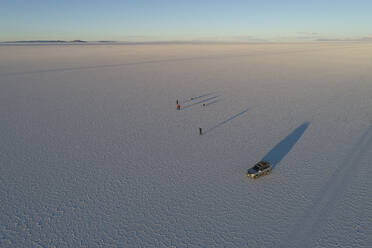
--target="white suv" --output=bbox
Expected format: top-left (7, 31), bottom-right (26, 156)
top-left (246, 161), bottom-right (272, 179)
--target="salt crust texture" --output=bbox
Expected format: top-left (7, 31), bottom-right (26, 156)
top-left (1, 43), bottom-right (371, 247)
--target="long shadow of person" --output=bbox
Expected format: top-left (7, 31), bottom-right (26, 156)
top-left (262, 122), bottom-right (310, 169)
top-left (204, 108), bottom-right (250, 134)
top-left (182, 95), bottom-right (220, 109)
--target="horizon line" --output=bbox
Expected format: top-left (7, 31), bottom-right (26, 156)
top-left (2, 38), bottom-right (372, 45)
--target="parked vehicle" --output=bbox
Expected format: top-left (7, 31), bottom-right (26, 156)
top-left (246, 161), bottom-right (272, 179)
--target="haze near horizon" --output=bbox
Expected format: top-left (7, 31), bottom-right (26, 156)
top-left (1, 0), bottom-right (372, 42)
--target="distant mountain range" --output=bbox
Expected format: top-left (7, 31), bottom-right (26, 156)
top-left (0, 40), bottom-right (87, 43)
top-left (317, 37), bottom-right (372, 42)
top-left (1, 38), bottom-right (371, 44)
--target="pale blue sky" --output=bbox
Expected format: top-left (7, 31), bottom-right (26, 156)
top-left (1, 0), bottom-right (371, 41)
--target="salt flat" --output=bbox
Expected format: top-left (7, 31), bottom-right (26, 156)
top-left (1, 42), bottom-right (372, 247)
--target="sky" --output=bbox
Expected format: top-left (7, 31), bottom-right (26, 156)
top-left (1, 0), bottom-right (372, 42)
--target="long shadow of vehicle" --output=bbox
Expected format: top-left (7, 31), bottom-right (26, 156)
top-left (262, 122), bottom-right (310, 169)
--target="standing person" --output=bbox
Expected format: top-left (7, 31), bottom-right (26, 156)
top-left (199, 128), bottom-right (203, 135)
